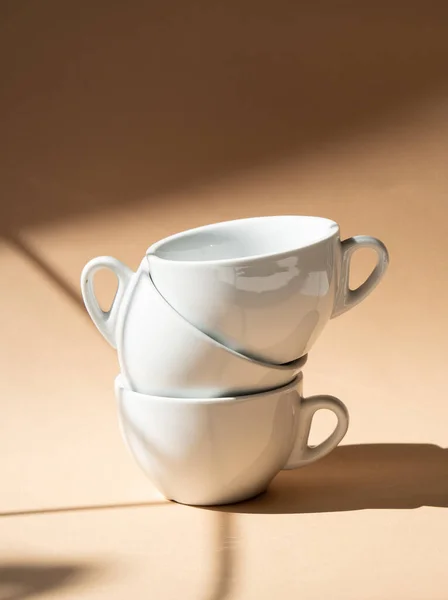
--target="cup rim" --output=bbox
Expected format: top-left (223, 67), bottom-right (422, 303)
top-left (115, 371), bottom-right (303, 404)
top-left (145, 215), bottom-right (339, 266)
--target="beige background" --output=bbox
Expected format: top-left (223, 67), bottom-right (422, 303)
top-left (1, 2), bottom-right (448, 599)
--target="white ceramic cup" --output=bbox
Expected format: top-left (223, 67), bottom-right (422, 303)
top-left (81, 257), bottom-right (308, 397)
top-left (146, 215), bottom-right (389, 364)
top-left (115, 373), bottom-right (349, 506)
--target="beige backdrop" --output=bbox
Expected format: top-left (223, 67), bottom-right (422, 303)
top-left (1, 2), bottom-right (448, 599)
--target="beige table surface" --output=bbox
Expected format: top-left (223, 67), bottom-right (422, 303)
top-left (1, 3), bottom-right (448, 599)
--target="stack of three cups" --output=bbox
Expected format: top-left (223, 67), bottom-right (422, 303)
top-left (81, 216), bottom-right (389, 506)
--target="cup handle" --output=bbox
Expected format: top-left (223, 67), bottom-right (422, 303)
top-left (80, 256), bottom-right (133, 348)
top-left (283, 394), bottom-right (349, 469)
top-left (331, 235), bottom-right (389, 318)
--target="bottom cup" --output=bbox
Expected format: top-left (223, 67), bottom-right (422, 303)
top-left (114, 374), bottom-right (349, 506)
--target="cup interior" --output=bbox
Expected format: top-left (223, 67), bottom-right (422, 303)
top-left (148, 216), bottom-right (338, 263)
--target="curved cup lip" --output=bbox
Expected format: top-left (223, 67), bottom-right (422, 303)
top-left (128, 261), bottom-right (309, 372)
top-left (115, 371), bottom-right (303, 405)
top-left (145, 215), bottom-right (339, 267)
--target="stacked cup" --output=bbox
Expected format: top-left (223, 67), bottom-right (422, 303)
top-left (81, 215), bottom-right (389, 506)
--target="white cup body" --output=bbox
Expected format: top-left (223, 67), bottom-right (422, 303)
top-left (148, 215), bottom-right (389, 363)
top-left (114, 260), bottom-right (307, 396)
top-left (116, 375), bottom-right (291, 505)
top-left (147, 216), bottom-right (342, 364)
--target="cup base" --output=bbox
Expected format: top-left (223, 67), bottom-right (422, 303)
top-left (165, 486), bottom-right (270, 507)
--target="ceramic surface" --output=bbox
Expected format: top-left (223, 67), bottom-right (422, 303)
top-left (81, 257), bottom-right (307, 397)
top-left (114, 374), bottom-right (349, 506)
top-left (147, 215), bottom-right (389, 363)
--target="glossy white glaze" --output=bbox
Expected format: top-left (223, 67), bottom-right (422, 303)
top-left (147, 216), bottom-right (389, 363)
top-left (115, 374), bottom-right (349, 506)
top-left (81, 257), bottom-right (307, 397)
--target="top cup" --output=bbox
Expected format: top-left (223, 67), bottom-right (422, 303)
top-left (147, 215), bottom-right (389, 364)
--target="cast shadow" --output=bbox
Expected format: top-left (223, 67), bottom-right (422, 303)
top-left (209, 444), bottom-right (448, 514)
top-left (204, 513), bottom-right (235, 600)
top-left (1, 1), bottom-right (448, 232)
top-left (0, 562), bottom-right (96, 600)
top-left (2, 1), bottom-right (448, 306)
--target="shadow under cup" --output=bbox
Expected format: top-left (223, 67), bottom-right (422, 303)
top-left (146, 215), bottom-right (389, 364)
top-left (115, 373), bottom-right (349, 506)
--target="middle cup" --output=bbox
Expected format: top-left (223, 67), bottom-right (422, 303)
top-left (81, 256), bottom-right (307, 397)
